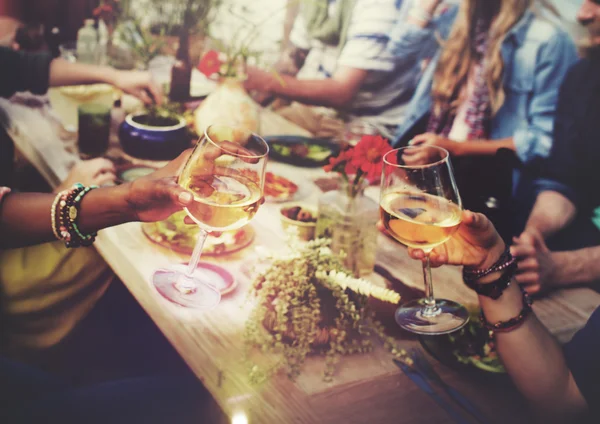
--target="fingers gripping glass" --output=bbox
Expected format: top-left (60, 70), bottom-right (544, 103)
top-left (380, 146), bottom-right (468, 334)
top-left (153, 125), bottom-right (269, 309)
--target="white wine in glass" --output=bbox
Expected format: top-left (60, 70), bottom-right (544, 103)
top-left (380, 146), bottom-right (468, 335)
top-left (380, 191), bottom-right (462, 252)
top-left (153, 125), bottom-right (269, 309)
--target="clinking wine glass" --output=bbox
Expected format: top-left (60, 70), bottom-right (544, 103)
top-left (153, 125), bottom-right (269, 309)
top-left (380, 145), bottom-right (469, 334)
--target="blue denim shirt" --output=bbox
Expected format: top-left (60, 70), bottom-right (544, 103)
top-left (387, 6), bottom-right (577, 221)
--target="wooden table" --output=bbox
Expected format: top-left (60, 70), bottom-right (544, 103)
top-left (3, 93), bottom-right (600, 424)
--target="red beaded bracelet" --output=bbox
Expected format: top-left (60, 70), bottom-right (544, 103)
top-left (480, 285), bottom-right (533, 333)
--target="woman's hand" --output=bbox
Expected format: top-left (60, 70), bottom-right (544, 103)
top-left (124, 149), bottom-right (193, 222)
top-left (402, 133), bottom-right (461, 165)
top-left (56, 158), bottom-right (116, 192)
top-left (408, 210), bottom-right (506, 270)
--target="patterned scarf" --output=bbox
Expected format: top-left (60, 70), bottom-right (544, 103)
top-left (426, 18), bottom-right (492, 140)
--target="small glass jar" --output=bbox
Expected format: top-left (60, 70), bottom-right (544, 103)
top-left (315, 178), bottom-right (378, 277)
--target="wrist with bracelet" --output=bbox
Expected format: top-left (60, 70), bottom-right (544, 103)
top-left (480, 285), bottom-right (533, 333)
top-left (463, 246), bottom-right (516, 300)
top-left (51, 183), bottom-right (98, 248)
top-left (463, 246), bottom-right (533, 333)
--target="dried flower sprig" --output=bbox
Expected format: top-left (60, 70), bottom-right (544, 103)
top-left (317, 270), bottom-right (401, 304)
top-left (244, 238), bottom-right (408, 383)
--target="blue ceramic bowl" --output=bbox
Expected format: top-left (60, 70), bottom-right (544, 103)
top-left (119, 112), bottom-right (190, 160)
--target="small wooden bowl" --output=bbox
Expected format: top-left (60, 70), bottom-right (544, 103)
top-left (279, 202), bottom-right (318, 241)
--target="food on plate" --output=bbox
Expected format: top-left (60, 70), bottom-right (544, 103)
top-left (144, 211), bottom-right (252, 255)
top-left (271, 142), bottom-right (332, 162)
top-left (447, 317), bottom-right (506, 373)
top-left (264, 172), bottom-right (298, 200)
top-left (281, 205), bottom-right (317, 223)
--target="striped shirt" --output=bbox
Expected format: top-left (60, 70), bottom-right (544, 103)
top-left (290, 0), bottom-right (420, 132)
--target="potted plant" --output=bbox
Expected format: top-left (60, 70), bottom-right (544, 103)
top-left (244, 238), bottom-right (410, 383)
top-left (119, 102), bottom-right (193, 160)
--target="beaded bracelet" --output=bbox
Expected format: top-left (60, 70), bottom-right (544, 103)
top-left (480, 285), bottom-right (533, 333)
top-left (463, 246), bottom-right (515, 280)
top-left (69, 185), bottom-right (98, 247)
top-left (463, 260), bottom-right (517, 300)
top-left (51, 189), bottom-right (68, 240)
top-left (56, 183), bottom-right (97, 248)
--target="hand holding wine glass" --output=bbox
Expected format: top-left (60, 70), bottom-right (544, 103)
top-left (380, 145), bottom-right (468, 334)
top-left (408, 210), bottom-right (506, 271)
top-left (153, 125), bottom-right (269, 309)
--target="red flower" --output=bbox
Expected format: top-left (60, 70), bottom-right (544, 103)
top-left (197, 50), bottom-right (222, 78)
top-left (350, 135), bottom-right (394, 182)
top-left (323, 148), bottom-right (353, 173)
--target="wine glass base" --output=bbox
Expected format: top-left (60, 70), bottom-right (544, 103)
top-left (395, 299), bottom-right (469, 335)
top-left (153, 265), bottom-right (221, 309)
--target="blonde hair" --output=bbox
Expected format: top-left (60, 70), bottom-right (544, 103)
top-left (431, 0), bottom-right (533, 117)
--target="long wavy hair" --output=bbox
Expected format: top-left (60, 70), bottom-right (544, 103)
top-left (431, 0), bottom-right (533, 117)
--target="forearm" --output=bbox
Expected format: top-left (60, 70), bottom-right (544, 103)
top-left (477, 280), bottom-right (585, 418)
top-left (406, 0), bottom-right (443, 28)
top-left (48, 58), bottom-right (120, 87)
top-left (0, 184), bottom-right (135, 249)
top-left (551, 248), bottom-right (600, 287)
top-left (266, 74), bottom-right (354, 109)
top-left (525, 191), bottom-right (576, 239)
top-left (453, 137), bottom-right (515, 157)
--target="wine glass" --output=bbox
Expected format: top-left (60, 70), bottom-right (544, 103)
top-left (380, 145), bottom-right (468, 334)
top-left (153, 124), bottom-right (269, 309)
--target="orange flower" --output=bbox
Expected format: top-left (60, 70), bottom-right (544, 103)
top-left (198, 50), bottom-right (222, 78)
top-left (351, 135), bottom-right (394, 182)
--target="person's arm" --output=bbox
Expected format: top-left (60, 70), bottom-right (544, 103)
top-left (386, 0), bottom-right (455, 63)
top-left (0, 151), bottom-right (192, 249)
top-left (244, 65), bottom-right (368, 109)
top-left (511, 30), bottom-right (578, 165)
top-left (512, 229), bottom-right (600, 291)
top-left (48, 58), bottom-right (162, 104)
top-left (524, 190), bottom-right (577, 239)
top-left (409, 211), bottom-right (588, 420)
top-left (408, 134), bottom-right (516, 157)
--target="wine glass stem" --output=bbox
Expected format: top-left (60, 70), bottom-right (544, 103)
top-left (175, 227), bottom-right (208, 294)
top-left (421, 255), bottom-right (440, 317)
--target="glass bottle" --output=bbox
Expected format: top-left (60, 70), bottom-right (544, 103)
top-left (169, 28), bottom-right (192, 102)
top-left (315, 178), bottom-right (379, 277)
top-left (76, 19), bottom-right (98, 64)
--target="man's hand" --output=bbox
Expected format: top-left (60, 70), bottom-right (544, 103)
top-left (511, 230), bottom-right (557, 295)
top-left (110, 70), bottom-right (163, 105)
top-left (244, 66), bottom-right (276, 95)
top-left (56, 158), bottom-right (116, 192)
top-left (408, 210), bottom-right (506, 270)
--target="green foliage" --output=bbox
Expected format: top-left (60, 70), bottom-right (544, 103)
top-left (147, 0), bottom-right (223, 36)
top-left (244, 239), bottom-right (409, 383)
top-left (117, 19), bottom-right (168, 66)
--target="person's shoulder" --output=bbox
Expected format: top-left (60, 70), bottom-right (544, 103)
top-left (524, 14), bottom-right (573, 48)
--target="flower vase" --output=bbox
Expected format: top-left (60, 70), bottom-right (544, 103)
top-left (193, 78), bottom-right (260, 135)
top-left (315, 179), bottom-right (378, 277)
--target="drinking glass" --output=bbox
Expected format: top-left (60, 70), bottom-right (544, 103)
top-left (78, 103), bottom-right (110, 158)
top-left (153, 125), bottom-right (269, 309)
top-left (380, 146), bottom-right (468, 334)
